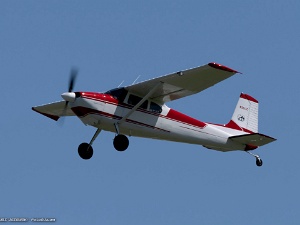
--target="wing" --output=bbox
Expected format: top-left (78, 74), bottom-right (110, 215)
top-left (125, 62), bottom-right (239, 103)
top-left (32, 101), bottom-right (75, 121)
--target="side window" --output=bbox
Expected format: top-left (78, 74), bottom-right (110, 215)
top-left (128, 94), bottom-right (148, 109)
top-left (150, 102), bottom-right (162, 113)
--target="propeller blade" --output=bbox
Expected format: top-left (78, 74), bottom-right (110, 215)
top-left (69, 68), bottom-right (78, 92)
top-left (59, 67), bottom-right (79, 126)
top-left (60, 99), bottom-right (69, 121)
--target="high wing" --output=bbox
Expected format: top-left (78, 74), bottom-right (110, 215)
top-left (125, 62), bottom-right (239, 103)
top-left (32, 101), bottom-right (75, 121)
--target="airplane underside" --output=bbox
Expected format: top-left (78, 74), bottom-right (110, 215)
top-left (73, 109), bottom-right (265, 167)
top-left (79, 113), bottom-right (245, 150)
top-left (71, 100), bottom-right (255, 151)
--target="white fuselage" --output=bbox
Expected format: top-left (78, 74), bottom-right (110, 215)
top-left (70, 92), bottom-right (249, 152)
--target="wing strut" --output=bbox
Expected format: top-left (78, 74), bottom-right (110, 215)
top-left (117, 82), bottom-right (162, 126)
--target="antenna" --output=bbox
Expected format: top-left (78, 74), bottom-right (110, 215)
top-left (117, 80), bottom-right (125, 88)
top-left (132, 75), bottom-right (141, 85)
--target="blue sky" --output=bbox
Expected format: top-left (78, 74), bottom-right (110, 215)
top-left (1, 0), bottom-right (299, 224)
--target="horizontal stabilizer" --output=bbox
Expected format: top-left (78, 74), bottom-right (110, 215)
top-left (229, 133), bottom-right (276, 147)
top-left (32, 101), bottom-right (75, 121)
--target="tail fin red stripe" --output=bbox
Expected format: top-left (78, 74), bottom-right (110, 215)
top-left (225, 120), bottom-right (254, 134)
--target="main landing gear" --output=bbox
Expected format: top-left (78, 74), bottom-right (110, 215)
top-left (78, 143), bottom-right (93, 160)
top-left (113, 134), bottom-right (129, 151)
top-left (245, 151), bottom-right (263, 167)
top-left (78, 128), bottom-right (101, 160)
top-left (77, 124), bottom-right (130, 160)
top-left (112, 122), bottom-right (129, 151)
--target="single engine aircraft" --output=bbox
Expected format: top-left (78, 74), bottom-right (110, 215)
top-left (32, 62), bottom-right (276, 166)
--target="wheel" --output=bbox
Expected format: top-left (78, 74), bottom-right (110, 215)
top-left (78, 142), bottom-right (93, 160)
top-left (256, 158), bottom-right (263, 167)
top-left (113, 134), bottom-right (129, 151)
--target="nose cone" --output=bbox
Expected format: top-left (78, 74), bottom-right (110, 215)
top-left (61, 92), bottom-right (76, 102)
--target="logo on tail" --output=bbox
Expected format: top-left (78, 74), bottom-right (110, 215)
top-left (237, 114), bottom-right (245, 122)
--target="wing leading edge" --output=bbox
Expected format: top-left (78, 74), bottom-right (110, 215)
top-left (125, 62), bottom-right (239, 103)
top-left (32, 101), bottom-right (75, 121)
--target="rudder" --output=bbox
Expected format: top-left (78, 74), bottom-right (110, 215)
top-left (226, 93), bottom-right (258, 133)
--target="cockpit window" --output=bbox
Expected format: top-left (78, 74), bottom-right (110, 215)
top-left (150, 102), bottom-right (162, 113)
top-left (105, 87), bottom-right (128, 102)
top-left (128, 94), bottom-right (148, 109)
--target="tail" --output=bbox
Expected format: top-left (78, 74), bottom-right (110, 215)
top-left (225, 93), bottom-right (258, 133)
top-left (226, 93), bottom-right (276, 149)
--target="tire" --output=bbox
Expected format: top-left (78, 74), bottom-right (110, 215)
top-left (78, 142), bottom-right (93, 160)
top-left (113, 135), bottom-right (129, 151)
top-left (256, 158), bottom-right (263, 167)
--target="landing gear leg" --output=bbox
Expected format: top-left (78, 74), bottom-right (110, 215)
top-left (78, 128), bottom-right (101, 160)
top-left (245, 150), bottom-right (263, 167)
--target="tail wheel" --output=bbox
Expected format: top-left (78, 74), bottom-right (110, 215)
top-left (256, 158), bottom-right (263, 167)
top-left (245, 150), bottom-right (263, 167)
top-left (113, 134), bottom-right (129, 151)
top-left (78, 143), bottom-right (93, 160)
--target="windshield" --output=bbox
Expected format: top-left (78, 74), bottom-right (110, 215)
top-left (105, 87), bottom-right (128, 102)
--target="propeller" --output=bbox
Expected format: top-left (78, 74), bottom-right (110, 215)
top-left (68, 68), bottom-right (78, 92)
top-left (59, 68), bottom-right (78, 124)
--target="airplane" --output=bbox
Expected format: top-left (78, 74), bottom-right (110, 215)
top-left (32, 62), bottom-right (276, 166)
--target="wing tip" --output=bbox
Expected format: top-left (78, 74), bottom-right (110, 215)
top-left (208, 62), bottom-right (241, 74)
top-left (32, 107), bottom-right (60, 121)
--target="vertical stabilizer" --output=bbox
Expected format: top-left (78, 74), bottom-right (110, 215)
top-left (226, 93), bottom-right (258, 133)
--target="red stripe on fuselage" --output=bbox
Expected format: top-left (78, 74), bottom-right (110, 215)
top-left (71, 106), bottom-right (169, 132)
top-left (208, 120), bottom-right (253, 134)
top-left (165, 109), bottom-right (207, 129)
top-left (72, 106), bottom-right (120, 120)
top-left (80, 92), bottom-right (119, 104)
top-left (225, 120), bottom-right (254, 133)
top-left (80, 92), bottom-right (160, 116)
top-left (78, 92), bottom-right (207, 130)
